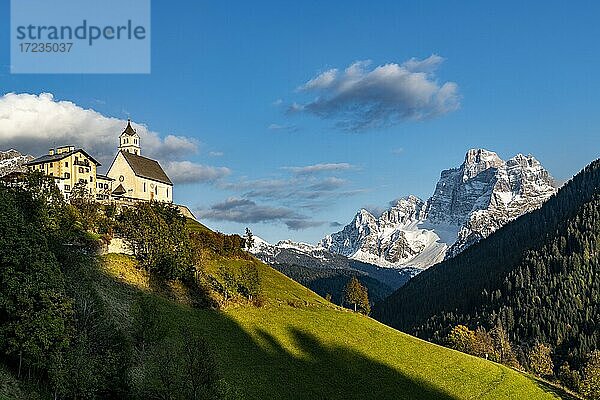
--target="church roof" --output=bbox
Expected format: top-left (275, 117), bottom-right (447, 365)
top-left (121, 119), bottom-right (137, 136)
top-left (96, 174), bottom-right (115, 181)
top-left (120, 151), bottom-right (173, 185)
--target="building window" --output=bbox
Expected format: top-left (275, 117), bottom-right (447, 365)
top-left (65, 162), bottom-right (68, 167)
top-left (167, 188), bottom-right (169, 198)
top-left (64, 172), bottom-right (70, 179)
top-left (65, 185), bottom-right (71, 191)
top-left (79, 167), bottom-right (84, 173)
top-left (155, 186), bottom-right (158, 195)
top-left (49, 162), bottom-right (53, 167)
top-left (90, 176), bottom-right (93, 182)
top-left (143, 182), bottom-right (146, 192)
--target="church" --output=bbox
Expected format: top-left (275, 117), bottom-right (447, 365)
top-left (25, 120), bottom-right (173, 203)
top-left (106, 120), bottom-right (173, 202)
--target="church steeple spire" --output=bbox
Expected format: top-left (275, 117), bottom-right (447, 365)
top-left (122, 118), bottom-right (136, 136)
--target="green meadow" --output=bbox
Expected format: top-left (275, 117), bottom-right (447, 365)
top-left (95, 252), bottom-right (571, 400)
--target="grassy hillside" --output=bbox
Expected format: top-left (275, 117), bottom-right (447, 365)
top-left (96, 249), bottom-right (571, 400)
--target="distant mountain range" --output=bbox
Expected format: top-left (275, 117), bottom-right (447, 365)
top-left (250, 148), bottom-right (558, 299)
top-left (0, 149), bottom-right (34, 176)
top-left (254, 148), bottom-right (557, 269)
top-left (320, 148), bottom-right (558, 267)
top-left (249, 235), bottom-right (419, 305)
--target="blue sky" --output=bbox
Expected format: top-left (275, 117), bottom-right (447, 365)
top-left (1, 0), bottom-right (599, 243)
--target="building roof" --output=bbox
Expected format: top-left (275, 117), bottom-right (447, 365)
top-left (96, 174), bottom-right (115, 181)
top-left (120, 151), bottom-right (173, 185)
top-left (112, 184), bottom-right (127, 195)
top-left (25, 149), bottom-right (101, 167)
top-left (121, 119), bottom-right (137, 136)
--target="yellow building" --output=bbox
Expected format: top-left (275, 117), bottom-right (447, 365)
top-left (25, 145), bottom-right (101, 199)
top-left (25, 120), bottom-right (173, 203)
top-left (106, 120), bottom-right (173, 202)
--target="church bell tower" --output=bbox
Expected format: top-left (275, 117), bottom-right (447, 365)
top-left (119, 119), bottom-right (141, 155)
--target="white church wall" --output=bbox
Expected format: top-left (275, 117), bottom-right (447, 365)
top-left (107, 152), bottom-right (172, 202)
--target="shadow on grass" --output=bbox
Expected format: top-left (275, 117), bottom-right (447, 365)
top-left (532, 377), bottom-right (582, 400)
top-left (252, 327), bottom-right (456, 400)
top-left (99, 265), bottom-right (571, 400)
top-left (105, 269), bottom-right (458, 399)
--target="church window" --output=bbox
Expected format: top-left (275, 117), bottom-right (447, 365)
top-left (143, 182), bottom-right (146, 192)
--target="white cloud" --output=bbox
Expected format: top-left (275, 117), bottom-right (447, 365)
top-left (299, 68), bottom-right (338, 91)
top-left (268, 123), bottom-right (298, 132)
top-left (0, 92), bottom-right (198, 163)
top-left (283, 162), bottom-right (355, 175)
top-left (164, 161), bottom-right (230, 184)
top-left (289, 55), bottom-right (460, 131)
top-left (401, 54), bottom-right (445, 73)
top-left (196, 197), bottom-right (326, 231)
top-left (197, 197), bottom-right (302, 224)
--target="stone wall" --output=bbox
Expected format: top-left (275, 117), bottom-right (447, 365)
top-left (100, 237), bottom-right (133, 255)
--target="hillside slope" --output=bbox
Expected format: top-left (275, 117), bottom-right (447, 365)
top-left (374, 159), bottom-right (600, 368)
top-left (96, 248), bottom-right (569, 399)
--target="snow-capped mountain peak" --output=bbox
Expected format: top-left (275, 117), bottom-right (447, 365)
top-left (461, 148), bottom-right (504, 182)
top-left (0, 149), bottom-right (34, 177)
top-left (320, 148), bottom-right (557, 268)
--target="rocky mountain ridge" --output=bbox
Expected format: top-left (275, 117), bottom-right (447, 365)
top-left (0, 149), bottom-right (34, 177)
top-left (249, 235), bottom-right (420, 290)
top-left (320, 149), bottom-right (557, 268)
